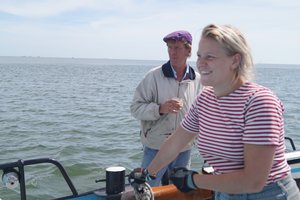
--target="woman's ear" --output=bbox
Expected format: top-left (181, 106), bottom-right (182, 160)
top-left (231, 53), bottom-right (241, 70)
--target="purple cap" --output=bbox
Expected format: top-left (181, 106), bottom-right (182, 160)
top-left (163, 30), bottom-right (192, 44)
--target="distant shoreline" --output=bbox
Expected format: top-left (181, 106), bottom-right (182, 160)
top-left (1, 56), bottom-right (300, 68)
top-left (0, 55), bottom-right (164, 63)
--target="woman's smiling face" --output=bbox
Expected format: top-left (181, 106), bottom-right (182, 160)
top-left (196, 37), bottom-right (238, 89)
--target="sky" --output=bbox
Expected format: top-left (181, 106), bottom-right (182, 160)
top-left (0, 0), bottom-right (300, 65)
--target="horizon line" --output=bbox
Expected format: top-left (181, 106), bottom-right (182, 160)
top-left (1, 55), bottom-right (300, 66)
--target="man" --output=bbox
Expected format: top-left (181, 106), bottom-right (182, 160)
top-left (130, 30), bottom-right (201, 186)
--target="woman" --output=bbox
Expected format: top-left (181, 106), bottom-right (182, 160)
top-left (130, 24), bottom-right (300, 199)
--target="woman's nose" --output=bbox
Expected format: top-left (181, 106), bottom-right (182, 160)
top-left (196, 57), bottom-right (205, 71)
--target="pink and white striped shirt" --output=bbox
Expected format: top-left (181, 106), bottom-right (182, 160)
top-left (181, 82), bottom-right (290, 184)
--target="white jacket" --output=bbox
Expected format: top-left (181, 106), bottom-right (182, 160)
top-left (130, 61), bottom-right (201, 150)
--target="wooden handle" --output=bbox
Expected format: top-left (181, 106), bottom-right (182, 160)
top-left (121, 184), bottom-right (213, 200)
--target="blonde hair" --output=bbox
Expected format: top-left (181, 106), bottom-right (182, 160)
top-left (201, 24), bottom-right (254, 81)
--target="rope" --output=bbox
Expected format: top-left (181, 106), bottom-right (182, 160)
top-left (132, 182), bottom-right (154, 200)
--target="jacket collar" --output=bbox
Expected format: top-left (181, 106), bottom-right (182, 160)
top-left (161, 61), bottom-right (196, 80)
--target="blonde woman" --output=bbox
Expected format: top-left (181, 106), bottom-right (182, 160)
top-left (130, 24), bottom-right (300, 199)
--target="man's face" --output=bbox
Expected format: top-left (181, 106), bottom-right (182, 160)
top-left (167, 40), bottom-right (190, 67)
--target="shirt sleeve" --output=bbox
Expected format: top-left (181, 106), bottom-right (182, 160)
top-left (243, 89), bottom-right (284, 146)
top-left (181, 96), bottom-right (200, 134)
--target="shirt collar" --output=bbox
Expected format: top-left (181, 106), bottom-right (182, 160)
top-left (170, 63), bottom-right (190, 81)
top-left (162, 61), bottom-right (196, 80)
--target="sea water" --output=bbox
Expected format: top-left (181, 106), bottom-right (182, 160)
top-left (0, 56), bottom-right (299, 199)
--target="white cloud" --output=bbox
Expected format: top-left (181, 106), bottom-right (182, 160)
top-left (0, 0), bottom-right (300, 64)
top-left (0, 0), bottom-right (136, 17)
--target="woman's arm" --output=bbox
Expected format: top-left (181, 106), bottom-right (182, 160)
top-left (147, 125), bottom-right (197, 176)
top-left (194, 144), bottom-right (276, 193)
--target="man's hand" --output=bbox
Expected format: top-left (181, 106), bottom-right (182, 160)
top-left (169, 167), bottom-right (198, 192)
top-left (159, 98), bottom-right (183, 114)
top-left (128, 168), bottom-right (156, 185)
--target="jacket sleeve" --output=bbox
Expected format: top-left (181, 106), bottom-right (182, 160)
top-left (130, 73), bottom-right (161, 121)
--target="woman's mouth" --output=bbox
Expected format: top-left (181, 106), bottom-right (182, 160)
top-left (200, 70), bottom-right (212, 75)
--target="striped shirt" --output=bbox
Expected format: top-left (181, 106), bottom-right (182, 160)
top-left (181, 82), bottom-right (290, 184)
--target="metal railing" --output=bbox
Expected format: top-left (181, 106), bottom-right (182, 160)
top-left (0, 158), bottom-right (78, 200)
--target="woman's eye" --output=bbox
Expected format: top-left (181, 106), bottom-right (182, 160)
top-left (197, 54), bottom-right (217, 61)
top-left (206, 55), bottom-right (215, 60)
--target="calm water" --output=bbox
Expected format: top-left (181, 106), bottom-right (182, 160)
top-left (0, 57), bottom-right (300, 199)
